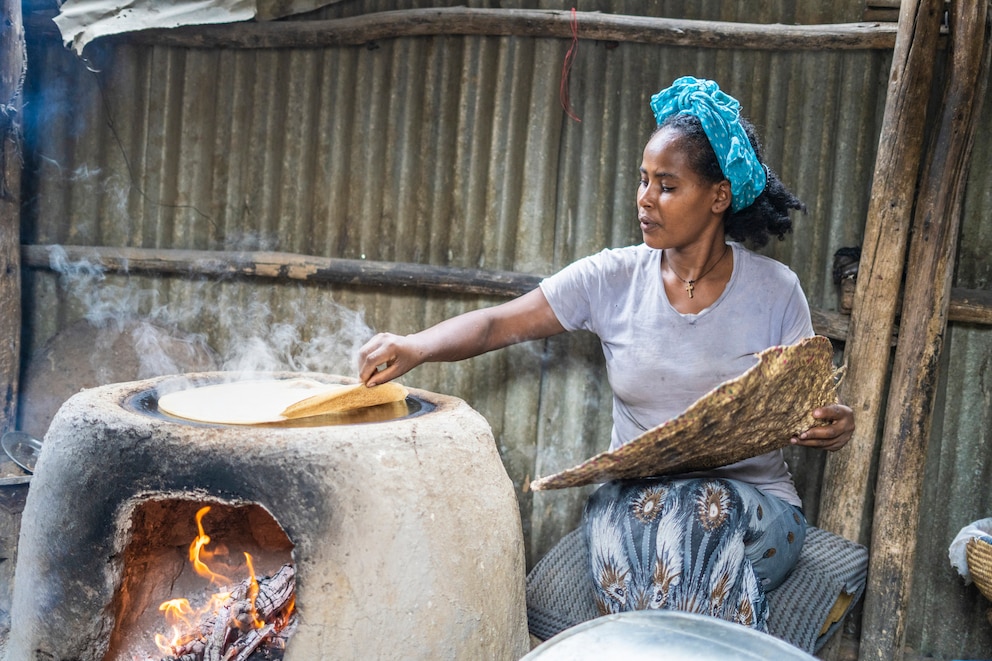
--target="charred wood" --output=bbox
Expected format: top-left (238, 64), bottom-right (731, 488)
top-left (227, 622), bottom-right (275, 661)
top-left (204, 604), bottom-right (232, 661)
top-left (160, 564), bottom-right (295, 661)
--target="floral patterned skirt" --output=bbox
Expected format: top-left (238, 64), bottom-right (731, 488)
top-left (583, 477), bottom-right (807, 632)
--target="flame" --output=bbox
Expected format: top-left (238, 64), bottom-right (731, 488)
top-left (278, 594), bottom-right (297, 630)
top-left (152, 506), bottom-right (294, 657)
top-left (153, 599), bottom-right (196, 654)
top-left (189, 506), bottom-right (232, 585)
top-left (152, 506), bottom-right (238, 656)
top-left (244, 552), bottom-right (266, 629)
top-left (159, 598), bottom-right (193, 618)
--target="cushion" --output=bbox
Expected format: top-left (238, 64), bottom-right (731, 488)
top-left (526, 525), bottom-right (868, 654)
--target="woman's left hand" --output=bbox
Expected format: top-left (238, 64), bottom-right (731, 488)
top-left (790, 403), bottom-right (855, 452)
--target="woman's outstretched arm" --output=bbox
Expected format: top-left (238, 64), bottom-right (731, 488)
top-left (358, 287), bottom-right (566, 386)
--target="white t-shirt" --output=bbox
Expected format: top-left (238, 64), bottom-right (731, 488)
top-left (539, 242), bottom-right (813, 507)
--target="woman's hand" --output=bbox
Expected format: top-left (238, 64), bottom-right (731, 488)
top-left (358, 333), bottom-right (426, 387)
top-left (790, 403), bottom-right (855, 452)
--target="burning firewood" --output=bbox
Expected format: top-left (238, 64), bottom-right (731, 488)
top-left (161, 563), bottom-right (296, 661)
top-left (224, 622), bottom-right (276, 661)
top-left (203, 603), bottom-right (231, 661)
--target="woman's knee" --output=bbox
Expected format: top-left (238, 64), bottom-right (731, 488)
top-left (745, 502), bottom-right (807, 591)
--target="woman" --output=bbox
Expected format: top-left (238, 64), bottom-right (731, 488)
top-left (357, 76), bottom-right (854, 631)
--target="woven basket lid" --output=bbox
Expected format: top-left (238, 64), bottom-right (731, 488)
top-left (531, 335), bottom-right (840, 491)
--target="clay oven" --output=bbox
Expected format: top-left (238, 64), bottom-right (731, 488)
top-left (8, 373), bottom-right (529, 660)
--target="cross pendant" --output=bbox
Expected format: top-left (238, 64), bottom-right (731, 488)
top-left (685, 280), bottom-right (695, 298)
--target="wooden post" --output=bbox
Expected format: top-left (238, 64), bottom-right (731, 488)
top-left (0, 0), bottom-right (25, 434)
top-left (860, 2), bottom-right (992, 660)
top-left (817, 0), bottom-right (943, 547)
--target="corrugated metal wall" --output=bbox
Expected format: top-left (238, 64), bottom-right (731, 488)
top-left (16, 1), bottom-right (992, 658)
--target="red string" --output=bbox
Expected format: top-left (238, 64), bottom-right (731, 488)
top-left (560, 7), bottom-right (581, 123)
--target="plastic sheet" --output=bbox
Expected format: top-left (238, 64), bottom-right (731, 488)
top-left (949, 517), bottom-right (992, 584)
top-left (53, 0), bottom-right (344, 54)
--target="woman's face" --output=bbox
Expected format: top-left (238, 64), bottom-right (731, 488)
top-left (636, 127), bottom-right (729, 250)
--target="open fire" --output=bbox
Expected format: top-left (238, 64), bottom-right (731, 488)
top-left (149, 506), bottom-right (297, 661)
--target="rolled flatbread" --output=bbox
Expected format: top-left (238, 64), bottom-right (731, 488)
top-left (280, 382), bottom-right (409, 419)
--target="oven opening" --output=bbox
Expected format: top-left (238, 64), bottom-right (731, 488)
top-left (105, 497), bottom-right (296, 661)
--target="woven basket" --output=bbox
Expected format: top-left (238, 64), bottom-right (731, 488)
top-left (966, 537), bottom-right (992, 601)
top-left (530, 335), bottom-right (839, 491)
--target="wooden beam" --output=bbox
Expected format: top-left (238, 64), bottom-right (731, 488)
top-left (860, 2), bottom-right (991, 660)
top-left (24, 7), bottom-right (902, 52)
top-left (948, 287), bottom-right (992, 325)
top-left (811, 309), bottom-right (851, 342)
top-left (839, 278), bottom-right (992, 326)
top-left (817, 0), bottom-right (943, 548)
top-left (0, 0), bottom-right (25, 435)
top-left (20, 244), bottom-right (543, 299)
top-left (22, 244), bottom-right (864, 342)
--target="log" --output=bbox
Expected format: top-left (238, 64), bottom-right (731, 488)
top-left (227, 622), bottom-right (275, 661)
top-left (810, 309), bottom-right (851, 343)
top-left (0, 0), bottom-right (24, 435)
top-left (20, 244), bottom-right (543, 299)
top-left (167, 644), bottom-right (203, 661)
top-left (246, 563), bottom-right (295, 620)
top-left (203, 604), bottom-right (231, 661)
top-left (860, 2), bottom-right (991, 660)
top-left (945, 287), bottom-right (992, 325)
top-left (24, 7), bottom-right (902, 52)
top-left (164, 564), bottom-right (296, 661)
top-left (840, 278), bottom-right (992, 327)
top-left (22, 243), bottom-right (865, 341)
top-left (817, 0), bottom-right (944, 548)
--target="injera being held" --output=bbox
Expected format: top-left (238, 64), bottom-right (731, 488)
top-left (531, 335), bottom-right (840, 491)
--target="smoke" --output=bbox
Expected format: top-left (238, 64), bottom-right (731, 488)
top-left (49, 244), bottom-right (156, 333)
top-left (131, 321), bottom-right (213, 380)
top-left (217, 297), bottom-right (371, 377)
top-left (43, 245), bottom-right (373, 384)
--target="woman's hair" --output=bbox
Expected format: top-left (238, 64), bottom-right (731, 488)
top-left (657, 113), bottom-right (806, 248)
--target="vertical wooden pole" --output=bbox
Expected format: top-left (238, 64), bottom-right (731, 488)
top-left (817, 0), bottom-right (943, 547)
top-left (860, 2), bottom-right (992, 660)
top-left (0, 0), bottom-right (25, 434)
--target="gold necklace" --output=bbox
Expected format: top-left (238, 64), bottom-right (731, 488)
top-left (664, 244), bottom-right (730, 299)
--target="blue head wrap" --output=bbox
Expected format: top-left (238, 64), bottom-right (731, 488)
top-left (649, 76), bottom-right (766, 213)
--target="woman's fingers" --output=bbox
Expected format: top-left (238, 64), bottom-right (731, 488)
top-left (790, 403), bottom-right (855, 451)
top-left (358, 333), bottom-right (424, 386)
top-left (358, 333), bottom-right (399, 385)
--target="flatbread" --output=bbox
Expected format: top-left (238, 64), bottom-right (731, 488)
top-left (280, 382), bottom-right (409, 419)
top-left (530, 335), bottom-right (841, 491)
top-left (157, 378), bottom-right (346, 425)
